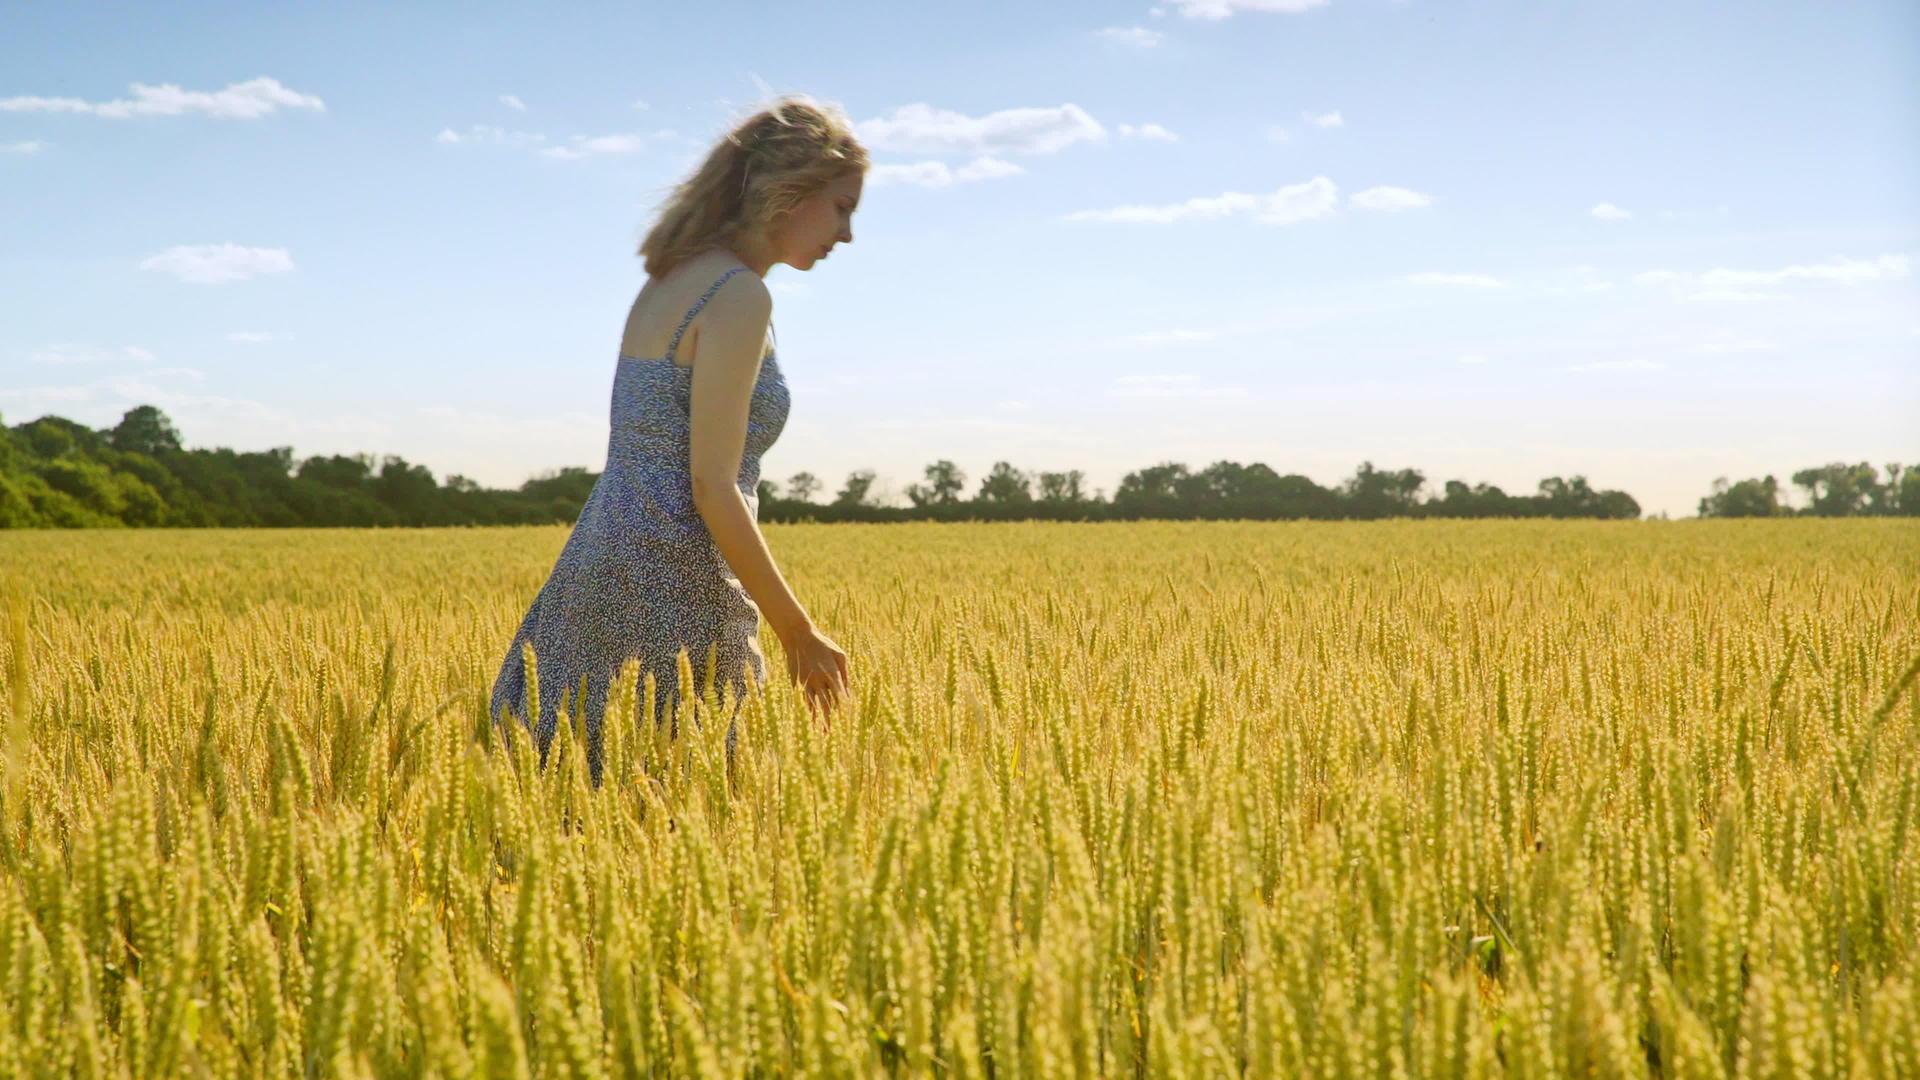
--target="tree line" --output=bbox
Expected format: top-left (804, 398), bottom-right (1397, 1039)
top-left (0, 406), bottom-right (592, 527)
top-left (0, 403), bottom-right (1903, 527)
top-left (758, 460), bottom-right (1643, 522)
top-left (1695, 465), bottom-right (1920, 517)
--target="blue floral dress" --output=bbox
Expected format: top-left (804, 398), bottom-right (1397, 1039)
top-left (490, 266), bottom-right (790, 779)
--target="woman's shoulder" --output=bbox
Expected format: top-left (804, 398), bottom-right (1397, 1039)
top-left (659, 253), bottom-right (769, 314)
top-left (693, 262), bottom-right (771, 320)
top-left (662, 249), bottom-right (759, 288)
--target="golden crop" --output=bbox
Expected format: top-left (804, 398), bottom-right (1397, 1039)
top-left (0, 520), bottom-right (1913, 1078)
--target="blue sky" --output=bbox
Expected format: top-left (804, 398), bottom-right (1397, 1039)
top-left (3, 0), bottom-right (1915, 518)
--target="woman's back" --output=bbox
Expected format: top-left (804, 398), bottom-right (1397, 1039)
top-left (491, 258), bottom-right (790, 777)
top-left (604, 260), bottom-right (787, 549)
top-left (620, 249), bottom-right (775, 368)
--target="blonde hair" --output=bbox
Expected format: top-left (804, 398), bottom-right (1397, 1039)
top-left (639, 94), bottom-right (868, 278)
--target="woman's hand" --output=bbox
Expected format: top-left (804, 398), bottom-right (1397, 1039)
top-left (780, 623), bottom-right (850, 725)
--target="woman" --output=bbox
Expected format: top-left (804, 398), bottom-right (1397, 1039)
top-left (491, 95), bottom-right (862, 784)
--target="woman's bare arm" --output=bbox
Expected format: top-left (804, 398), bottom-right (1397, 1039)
top-left (685, 278), bottom-right (814, 642)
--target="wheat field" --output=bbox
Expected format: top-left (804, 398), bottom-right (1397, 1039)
top-left (0, 521), bottom-right (1913, 1078)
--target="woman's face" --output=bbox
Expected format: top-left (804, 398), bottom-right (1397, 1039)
top-left (775, 169), bottom-right (863, 271)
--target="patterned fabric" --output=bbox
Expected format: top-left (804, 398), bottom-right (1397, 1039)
top-left (490, 265), bottom-right (790, 781)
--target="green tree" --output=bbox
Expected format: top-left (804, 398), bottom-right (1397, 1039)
top-left (1791, 462), bottom-right (1881, 516)
top-left (108, 405), bottom-right (183, 458)
top-left (299, 453), bottom-right (376, 489)
top-left (1113, 462), bottom-right (1191, 518)
top-left (975, 461), bottom-right (1032, 504)
top-left (1895, 466), bottom-right (1920, 516)
top-left (1593, 489), bottom-right (1641, 519)
top-left (373, 455), bottom-right (442, 524)
top-left (518, 467), bottom-right (596, 522)
top-left (906, 459), bottom-right (967, 507)
top-left (1697, 475), bottom-right (1786, 517)
top-left (1341, 461), bottom-right (1425, 518)
top-left (834, 469), bottom-right (876, 508)
top-left (38, 459), bottom-right (167, 525)
top-left (786, 471), bottom-right (821, 503)
top-left (1431, 480), bottom-right (1520, 518)
top-left (23, 421), bottom-right (77, 460)
top-left (1871, 463), bottom-right (1904, 515)
top-left (1035, 469), bottom-right (1085, 502)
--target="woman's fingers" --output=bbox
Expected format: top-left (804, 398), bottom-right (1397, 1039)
top-left (803, 670), bottom-right (838, 711)
top-left (805, 678), bottom-right (835, 727)
top-left (792, 657), bottom-right (848, 724)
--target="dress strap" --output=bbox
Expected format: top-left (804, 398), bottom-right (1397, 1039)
top-left (664, 266), bottom-right (748, 365)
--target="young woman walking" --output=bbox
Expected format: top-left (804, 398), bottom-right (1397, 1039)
top-left (491, 95), bottom-right (862, 783)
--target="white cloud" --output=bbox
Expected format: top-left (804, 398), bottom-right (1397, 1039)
top-left (0, 376), bottom-right (272, 421)
top-left (1634, 254), bottom-right (1910, 302)
top-left (140, 244), bottom-right (294, 284)
top-left (1063, 175), bottom-right (1337, 225)
top-left (1406, 272), bottom-right (1505, 288)
top-left (1125, 329), bottom-right (1219, 346)
top-left (956, 156), bottom-right (1024, 181)
top-left (1305, 110), bottom-right (1343, 128)
top-left (436, 124), bottom-right (546, 147)
top-left (415, 405), bottom-right (602, 445)
top-left (437, 124), bottom-right (674, 158)
top-left (0, 383), bottom-right (95, 406)
top-left (227, 331), bottom-right (290, 343)
top-left (1658, 204), bottom-right (1732, 221)
top-left (500, 94), bottom-right (526, 112)
top-left (0, 376), bottom-right (387, 443)
top-left (1166, 0), bottom-right (1329, 18)
top-left (1637, 280), bottom-right (1773, 303)
top-left (27, 344), bottom-right (156, 366)
top-left (1457, 354), bottom-right (1489, 364)
top-left (869, 162), bottom-right (952, 188)
top-left (1108, 374), bottom-right (1249, 398)
top-left (1702, 253), bottom-right (1908, 287)
top-left (1097, 25), bottom-right (1166, 47)
top-left (298, 415), bottom-right (392, 437)
top-left (1694, 340), bottom-right (1779, 354)
top-left (631, 100), bottom-right (651, 110)
top-left (539, 132), bottom-right (653, 159)
top-left (1067, 191), bottom-right (1258, 224)
top-left (1117, 122), bottom-right (1179, 141)
top-left (1540, 266), bottom-right (1616, 295)
top-left (1590, 202), bottom-right (1631, 220)
top-left (857, 102), bottom-right (1105, 156)
top-left (97, 377), bottom-right (289, 421)
top-left (1350, 185), bottom-right (1432, 211)
top-left (0, 77), bottom-right (324, 119)
top-left (1265, 126), bottom-right (1290, 142)
top-left (143, 366), bottom-right (206, 381)
top-left (1568, 358), bottom-right (1662, 372)
top-left (2, 140), bottom-right (45, 154)
top-left (869, 156), bottom-right (1025, 188)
